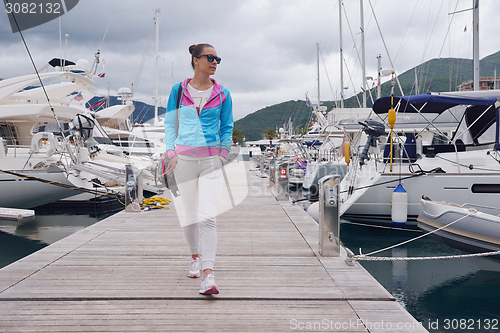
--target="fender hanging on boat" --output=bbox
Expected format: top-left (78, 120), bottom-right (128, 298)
top-left (392, 183), bottom-right (408, 227)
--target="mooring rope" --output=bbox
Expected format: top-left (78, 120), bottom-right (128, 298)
top-left (346, 209), bottom-right (498, 262)
top-left (351, 250), bottom-right (500, 262)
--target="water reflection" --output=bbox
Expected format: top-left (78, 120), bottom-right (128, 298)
top-left (420, 270), bottom-right (500, 330)
top-left (0, 231), bottom-right (46, 268)
top-left (0, 211), bottom-right (114, 269)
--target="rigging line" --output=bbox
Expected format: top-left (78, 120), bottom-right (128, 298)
top-left (438, 0), bottom-right (460, 58)
top-left (132, 15), bottom-right (156, 95)
top-left (5, 0), bottom-right (77, 164)
top-left (421, 0), bottom-right (448, 93)
top-left (435, 155), bottom-right (500, 172)
top-left (366, 0), bottom-right (404, 96)
top-left (424, 0), bottom-right (461, 93)
top-left (318, 49), bottom-right (336, 106)
top-left (0, 169), bottom-right (123, 199)
top-left (343, 59), bottom-right (362, 108)
top-left (341, 2), bottom-right (373, 105)
top-left (98, 13), bottom-right (113, 50)
top-left (340, 172), bottom-right (425, 195)
top-left (393, 1), bottom-right (420, 64)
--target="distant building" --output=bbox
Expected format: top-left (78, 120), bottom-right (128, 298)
top-left (458, 77), bottom-right (500, 91)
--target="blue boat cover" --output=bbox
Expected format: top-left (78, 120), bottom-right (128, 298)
top-left (373, 94), bottom-right (498, 114)
top-left (303, 141), bottom-right (323, 147)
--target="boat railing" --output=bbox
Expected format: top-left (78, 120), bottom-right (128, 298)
top-left (317, 149), bottom-right (341, 163)
top-left (461, 203), bottom-right (500, 212)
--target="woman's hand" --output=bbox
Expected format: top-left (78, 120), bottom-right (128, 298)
top-left (170, 156), bottom-right (179, 170)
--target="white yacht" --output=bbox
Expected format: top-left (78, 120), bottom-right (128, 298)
top-left (0, 62), bottom-right (160, 210)
top-left (0, 65), bottom-right (95, 209)
top-left (339, 93), bottom-right (500, 228)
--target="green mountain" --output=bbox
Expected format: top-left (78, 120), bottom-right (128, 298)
top-left (236, 50), bottom-right (500, 141)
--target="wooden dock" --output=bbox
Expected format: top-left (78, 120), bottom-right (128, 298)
top-left (0, 158), bottom-right (428, 332)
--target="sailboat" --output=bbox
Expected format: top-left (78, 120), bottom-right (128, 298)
top-left (300, 1), bottom-right (374, 201)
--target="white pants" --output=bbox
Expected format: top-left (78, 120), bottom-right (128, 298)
top-left (173, 155), bottom-right (224, 271)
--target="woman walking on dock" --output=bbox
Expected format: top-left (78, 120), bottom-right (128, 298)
top-left (164, 43), bottom-right (233, 295)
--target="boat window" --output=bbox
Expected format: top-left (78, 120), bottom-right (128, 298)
top-left (109, 136), bottom-right (154, 148)
top-left (453, 104), bottom-right (496, 146)
top-left (91, 121), bottom-right (113, 145)
top-left (33, 123), bottom-right (72, 137)
top-left (471, 184), bottom-right (500, 193)
top-left (453, 118), bottom-right (474, 145)
top-left (431, 132), bottom-right (449, 145)
top-left (477, 121), bottom-right (496, 144)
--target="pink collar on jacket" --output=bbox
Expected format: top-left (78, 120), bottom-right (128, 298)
top-left (181, 78), bottom-right (222, 98)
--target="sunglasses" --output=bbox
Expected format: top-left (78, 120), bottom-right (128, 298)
top-left (195, 54), bottom-right (221, 64)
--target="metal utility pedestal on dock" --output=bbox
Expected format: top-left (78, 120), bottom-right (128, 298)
top-left (276, 161), bottom-right (289, 201)
top-left (125, 164), bottom-right (143, 212)
top-left (318, 175), bottom-right (340, 257)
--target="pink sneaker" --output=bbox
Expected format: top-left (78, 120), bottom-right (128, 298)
top-left (188, 257), bottom-right (201, 278)
top-left (199, 273), bottom-right (219, 294)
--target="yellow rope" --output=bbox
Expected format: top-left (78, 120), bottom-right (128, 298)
top-left (141, 197), bottom-right (171, 209)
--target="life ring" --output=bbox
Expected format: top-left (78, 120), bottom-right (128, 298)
top-left (30, 132), bottom-right (59, 156)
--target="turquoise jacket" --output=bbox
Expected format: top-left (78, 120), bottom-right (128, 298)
top-left (164, 78), bottom-right (233, 159)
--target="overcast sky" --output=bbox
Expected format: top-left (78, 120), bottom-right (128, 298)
top-left (1, 0), bottom-right (500, 120)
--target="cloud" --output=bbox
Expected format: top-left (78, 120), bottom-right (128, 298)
top-left (1, 0), bottom-right (499, 121)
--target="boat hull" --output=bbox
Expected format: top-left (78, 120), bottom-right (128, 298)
top-left (302, 162), bottom-right (347, 200)
top-left (0, 169), bottom-right (78, 209)
top-left (342, 173), bottom-right (500, 228)
top-left (417, 199), bottom-right (500, 270)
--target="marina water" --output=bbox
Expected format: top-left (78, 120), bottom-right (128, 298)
top-left (341, 222), bottom-right (500, 333)
top-left (1, 213), bottom-right (499, 332)
top-left (0, 212), bottom-right (113, 269)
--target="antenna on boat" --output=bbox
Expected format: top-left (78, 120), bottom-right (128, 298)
top-left (59, 16), bottom-right (62, 69)
top-left (63, 34), bottom-right (69, 71)
top-left (317, 43), bottom-right (320, 106)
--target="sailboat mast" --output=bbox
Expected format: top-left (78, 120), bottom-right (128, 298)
top-left (339, 0), bottom-right (344, 109)
top-left (473, 0), bottom-right (479, 91)
top-left (360, 0), bottom-right (366, 108)
top-left (376, 54), bottom-right (381, 99)
top-left (317, 43), bottom-right (320, 106)
top-left (154, 8), bottom-right (160, 126)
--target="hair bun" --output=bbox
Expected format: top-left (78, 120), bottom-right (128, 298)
top-left (189, 44), bottom-right (197, 55)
